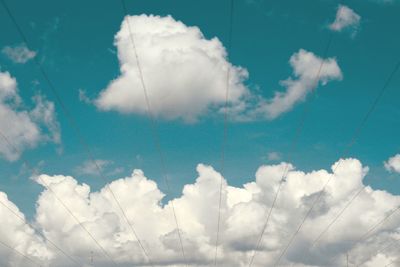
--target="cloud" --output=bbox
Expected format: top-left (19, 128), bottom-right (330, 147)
top-left (2, 44), bottom-right (37, 64)
top-left (94, 15), bottom-right (342, 122)
top-left (94, 14), bottom-right (249, 123)
top-left (329, 5), bottom-right (361, 35)
top-left (249, 49), bottom-right (342, 119)
top-left (75, 159), bottom-right (112, 176)
top-left (384, 154), bottom-right (400, 173)
top-left (0, 71), bottom-right (61, 161)
top-left (266, 151), bottom-right (281, 161)
top-left (0, 158), bottom-right (399, 266)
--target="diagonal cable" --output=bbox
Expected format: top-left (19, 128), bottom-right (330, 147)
top-left (273, 59), bottom-right (400, 266)
top-left (0, 239), bottom-right (43, 267)
top-left (247, 31), bottom-right (335, 267)
top-left (0, 130), bottom-right (117, 266)
top-left (119, 0), bottom-right (188, 265)
top-left (0, 0), bottom-right (152, 265)
top-left (0, 199), bottom-right (81, 266)
top-left (215, 0), bottom-right (235, 266)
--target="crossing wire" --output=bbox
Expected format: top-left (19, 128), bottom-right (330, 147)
top-left (0, 239), bottom-right (43, 267)
top-left (0, 198), bottom-right (81, 266)
top-left (215, 0), bottom-right (235, 266)
top-left (344, 205), bottom-right (400, 266)
top-left (273, 59), bottom-right (400, 266)
top-left (247, 26), bottom-right (336, 267)
top-left (0, 0), bottom-right (152, 265)
top-left (0, 130), bottom-right (117, 266)
top-left (120, 0), bottom-right (188, 265)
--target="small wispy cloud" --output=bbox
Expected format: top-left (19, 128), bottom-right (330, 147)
top-left (329, 5), bottom-right (361, 36)
top-left (2, 44), bottom-right (36, 64)
top-left (384, 154), bottom-right (400, 174)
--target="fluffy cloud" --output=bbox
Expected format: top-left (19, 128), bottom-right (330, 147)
top-left (250, 49), bottom-right (342, 119)
top-left (0, 158), bottom-right (399, 266)
top-left (94, 15), bottom-right (342, 122)
top-left (329, 5), bottom-right (361, 35)
top-left (2, 44), bottom-right (37, 64)
top-left (384, 154), bottom-right (400, 173)
top-left (0, 71), bottom-right (61, 161)
top-left (94, 14), bottom-right (249, 123)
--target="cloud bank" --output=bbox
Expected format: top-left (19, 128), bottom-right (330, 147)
top-left (0, 158), bottom-right (399, 266)
top-left (94, 15), bottom-right (342, 122)
top-left (0, 71), bottom-right (61, 161)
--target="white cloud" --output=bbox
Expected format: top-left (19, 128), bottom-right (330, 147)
top-left (0, 158), bottom-right (399, 266)
top-left (75, 159), bottom-right (112, 176)
top-left (95, 14), bottom-right (249, 123)
top-left (2, 44), bottom-right (37, 64)
top-left (250, 49), bottom-right (342, 119)
top-left (94, 15), bottom-right (342, 122)
top-left (384, 154), bottom-right (400, 173)
top-left (0, 71), bottom-right (61, 161)
top-left (329, 5), bottom-right (361, 34)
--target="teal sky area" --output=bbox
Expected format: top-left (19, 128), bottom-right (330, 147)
top-left (1, 0), bottom-right (399, 219)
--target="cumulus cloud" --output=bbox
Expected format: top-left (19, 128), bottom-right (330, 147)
top-left (94, 15), bottom-right (342, 122)
top-left (2, 44), bottom-right (37, 64)
top-left (94, 14), bottom-right (249, 123)
top-left (329, 5), bottom-right (361, 35)
top-left (0, 158), bottom-right (399, 266)
top-left (0, 71), bottom-right (61, 161)
top-left (384, 154), bottom-right (400, 173)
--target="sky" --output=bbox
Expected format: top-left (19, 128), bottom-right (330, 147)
top-left (0, 0), bottom-right (400, 266)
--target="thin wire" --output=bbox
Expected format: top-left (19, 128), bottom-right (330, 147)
top-left (273, 59), bottom-right (400, 266)
top-left (120, 0), bottom-right (188, 266)
top-left (311, 185), bottom-right (366, 247)
top-left (0, 199), bottom-right (81, 266)
top-left (346, 205), bottom-right (400, 267)
top-left (247, 31), bottom-right (335, 267)
top-left (0, 0), bottom-right (152, 265)
top-left (215, 0), bottom-right (235, 265)
top-left (0, 239), bottom-right (43, 267)
top-left (356, 238), bottom-right (399, 267)
top-left (0, 131), bottom-right (117, 266)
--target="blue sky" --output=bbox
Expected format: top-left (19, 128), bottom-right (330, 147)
top-left (0, 1), bottom-right (400, 266)
top-left (1, 0), bottom-right (399, 217)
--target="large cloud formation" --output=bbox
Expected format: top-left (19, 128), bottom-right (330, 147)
top-left (0, 71), bottom-right (61, 161)
top-left (0, 158), bottom-right (399, 266)
top-left (94, 15), bottom-right (342, 122)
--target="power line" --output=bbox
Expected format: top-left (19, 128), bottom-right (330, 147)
top-left (247, 25), bottom-right (336, 267)
top-left (342, 205), bottom-right (400, 267)
top-left (273, 59), bottom-right (400, 266)
top-left (119, 0), bottom-right (188, 266)
top-left (311, 186), bottom-right (366, 247)
top-left (0, 239), bottom-right (43, 267)
top-left (215, 0), bottom-right (235, 266)
top-left (356, 238), bottom-right (399, 266)
top-left (0, 131), bottom-right (117, 266)
top-left (0, 198), bottom-right (81, 266)
top-left (0, 0), bottom-right (152, 265)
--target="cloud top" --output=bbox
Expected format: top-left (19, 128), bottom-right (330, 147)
top-left (0, 159), bottom-right (399, 266)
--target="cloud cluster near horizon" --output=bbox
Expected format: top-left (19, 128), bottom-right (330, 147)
top-left (93, 15), bottom-right (342, 123)
top-left (0, 158), bottom-right (399, 266)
